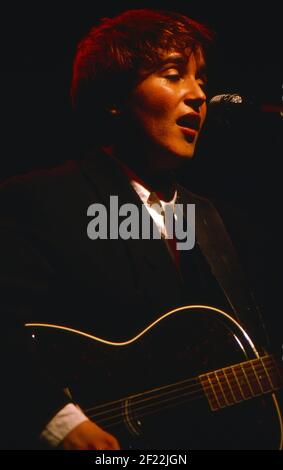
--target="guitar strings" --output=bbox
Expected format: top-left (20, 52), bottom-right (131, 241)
top-left (89, 382), bottom-right (208, 428)
top-left (84, 357), bottom-right (279, 420)
top-left (84, 355), bottom-right (278, 415)
top-left (94, 391), bottom-right (204, 430)
top-left (82, 358), bottom-right (281, 429)
top-left (88, 363), bottom-right (280, 430)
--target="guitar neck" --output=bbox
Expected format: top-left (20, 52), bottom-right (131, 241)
top-left (199, 354), bottom-right (283, 411)
top-left (86, 355), bottom-right (283, 429)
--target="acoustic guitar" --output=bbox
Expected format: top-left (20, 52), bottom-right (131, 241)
top-left (25, 305), bottom-right (283, 449)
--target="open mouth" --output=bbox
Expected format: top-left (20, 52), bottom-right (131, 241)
top-left (176, 113), bottom-right (200, 132)
top-left (176, 113), bottom-right (200, 142)
top-left (176, 114), bottom-right (200, 142)
top-left (178, 127), bottom-right (197, 143)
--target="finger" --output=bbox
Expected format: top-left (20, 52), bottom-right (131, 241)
top-left (112, 437), bottom-right (120, 450)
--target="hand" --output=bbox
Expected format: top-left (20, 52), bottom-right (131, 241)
top-left (62, 419), bottom-right (120, 450)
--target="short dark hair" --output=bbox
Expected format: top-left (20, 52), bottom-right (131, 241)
top-left (71, 9), bottom-right (213, 145)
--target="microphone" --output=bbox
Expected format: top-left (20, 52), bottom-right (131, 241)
top-left (209, 93), bottom-right (244, 107)
top-left (208, 93), bottom-right (283, 114)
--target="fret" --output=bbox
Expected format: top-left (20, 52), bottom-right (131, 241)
top-left (225, 366), bottom-right (244, 401)
top-left (242, 361), bottom-right (261, 395)
top-left (265, 356), bottom-right (283, 389)
top-left (240, 364), bottom-right (254, 397)
top-left (233, 364), bottom-right (252, 399)
top-left (199, 374), bottom-right (220, 411)
top-left (259, 357), bottom-right (273, 388)
top-left (216, 369), bottom-right (235, 405)
top-left (212, 371), bottom-right (230, 407)
top-left (251, 361), bottom-right (264, 393)
top-left (223, 368), bottom-right (239, 403)
top-left (251, 358), bottom-right (273, 393)
top-left (207, 374), bottom-right (225, 409)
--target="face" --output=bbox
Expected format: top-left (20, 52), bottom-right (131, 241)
top-left (126, 48), bottom-right (207, 170)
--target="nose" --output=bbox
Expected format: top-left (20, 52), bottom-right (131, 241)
top-left (183, 80), bottom-right (206, 112)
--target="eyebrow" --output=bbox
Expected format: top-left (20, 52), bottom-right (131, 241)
top-left (138, 54), bottom-right (186, 79)
top-left (157, 54), bottom-right (187, 67)
top-left (158, 54), bottom-right (208, 79)
top-left (139, 53), bottom-right (208, 81)
top-left (196, 63), bottom-right (208, 81)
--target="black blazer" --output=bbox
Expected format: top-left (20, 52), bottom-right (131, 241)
top-left (0, 151), bottom-right (268, 447)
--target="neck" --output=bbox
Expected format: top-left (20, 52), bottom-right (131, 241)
top-left (102, 144), bottom-right (178, 202)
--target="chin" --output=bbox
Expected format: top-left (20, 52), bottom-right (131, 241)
top-left (170, 142), bottom-right (197, 160)
top-left (180, 150), bottom-right (195, 159)
top-left (173, 148), bottom-right (196, 160)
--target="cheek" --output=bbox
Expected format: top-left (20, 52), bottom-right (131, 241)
top-left (133, 84), bottom-right (176, 119)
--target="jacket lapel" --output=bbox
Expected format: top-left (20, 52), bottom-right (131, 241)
top-left (177, 184), bottom-right (268, 348)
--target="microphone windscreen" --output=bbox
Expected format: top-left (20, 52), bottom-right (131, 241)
top-left (209, 94), bottom-right (243, 106)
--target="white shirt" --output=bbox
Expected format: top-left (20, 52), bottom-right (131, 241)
top-left (41, 180), bottom-right (178, 447)
top-left (131, 180), bottom-right (177, 239)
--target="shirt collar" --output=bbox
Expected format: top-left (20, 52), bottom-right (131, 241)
top-left (131, 179), bottom-right (177, 212)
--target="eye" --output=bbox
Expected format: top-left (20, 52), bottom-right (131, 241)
top-left (162, 68), bottom-right (181, 82)
top-left (165, 74), bottom-right (181, 82)
top-left (197, 75), bottom-right (208, 92)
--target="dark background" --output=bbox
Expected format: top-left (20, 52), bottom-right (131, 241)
top-left (3, 1), bottom-right (282, 341)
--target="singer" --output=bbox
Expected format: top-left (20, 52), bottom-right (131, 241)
top-left (0, 8), bottom-right (281, 450)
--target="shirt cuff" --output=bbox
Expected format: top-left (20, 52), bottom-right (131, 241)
top-left (40, 403), bottom-right (89, 447)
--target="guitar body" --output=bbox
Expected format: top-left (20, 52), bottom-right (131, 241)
top-left (26, 306), bottom-right (283, 449)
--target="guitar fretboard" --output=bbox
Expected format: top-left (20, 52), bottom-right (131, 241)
top-left (199, 355), bottom-right (283, 411)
